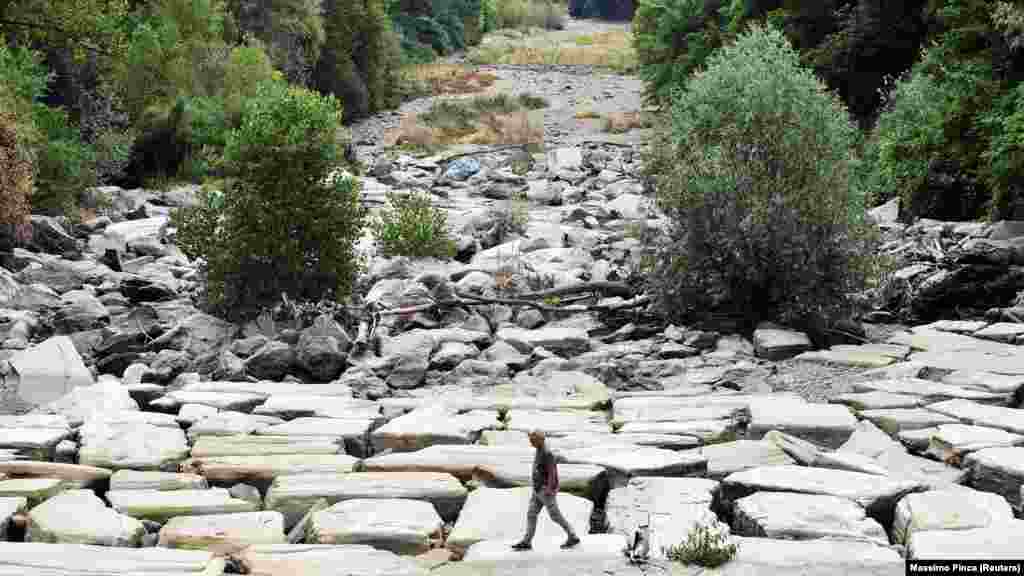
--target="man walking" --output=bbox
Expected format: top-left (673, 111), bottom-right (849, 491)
top-left (511, 430), bottom-right (581, 551)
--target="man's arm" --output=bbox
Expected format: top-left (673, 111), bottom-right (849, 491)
top-left (544, 452), bottom-right (559, 494)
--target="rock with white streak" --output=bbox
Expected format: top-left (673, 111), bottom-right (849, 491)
top-left (309, 499), bottom-right (442, 555)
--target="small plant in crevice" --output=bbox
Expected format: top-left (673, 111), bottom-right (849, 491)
top-left (371, 190), bottom-right (457, 258)
top-left (663, 520), bottom-right (738, 568)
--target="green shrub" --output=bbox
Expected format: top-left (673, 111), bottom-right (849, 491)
top-left (664, 522), bottom-right (737, 567)
top-left (173, 81), bottom-right (366, 316)
top-left (371, 190), bottom-right (456, 258)
top-left (633, 0), bottom-right (736, 104)
top-left (864, 38), bottom-right (1001, 220)
top-left (31, 105), bottom-right (99, 217)
top-left (0, 43), bottom-right (43, 236)
top-left (569, 0), bottom-right (635, 21)
top-left (647, 23), bottom-right (878, 333)
top-left (982, 84), bottom-right (1024, 219)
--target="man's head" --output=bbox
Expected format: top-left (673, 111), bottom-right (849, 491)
top-left (528, 429), bottom-right (545, 449)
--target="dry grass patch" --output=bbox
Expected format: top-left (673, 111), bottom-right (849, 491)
top-left (470, 30), bottom-right (637, 72)
top-left (603, 111), bottom-right (650, 133)
top-left (407, 63), bottom-right (498, 96)
top-left (384, 94), bottom-right (547, 151)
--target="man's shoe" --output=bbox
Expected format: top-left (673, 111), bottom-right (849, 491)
top-left (561, 535), bottom-right (581, 549)
top-left (511, 541), bottom-right (532, 551)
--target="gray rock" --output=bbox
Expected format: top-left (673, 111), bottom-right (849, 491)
top-left (830, 392), bottom-right (923, 411)
top-left (746, 397), bottom-right (858, 449)
top-left (382, 331), bottom-right (436, 389)
top-left (148, 349), bottom-right (191, 383)
top-left (78, 420), bottom-right (189, 471)
top-left (310, 498), bottom-right (442, 555)
top-left (245, 341), bottom-right (296, 380)
top-left (963, 447), bottom-right (1024, 510)
top-left (605, 477), bottom-right (719, 559)
top-left (515, 309), bottom-right (545, 329)
top-left (109, 470), bottom-right (207, 492)
top-left (972, 322), bottom-right (1024, 343)
top-left (107, 488), bottom-right (258, 523)
top-left (908, 521), bottom-right (1024, 560)
top-left (547, 147), bottom-right (583, 173)
top-left (753, 326), bottom-right (812, 360)
top-left (733, 492), bottom-right (887, 544)
top-left (229, 483), bottom-right (263, 508)
top-left (28, 216), bottom-right (78, 254)
top-left (430, 342), bottom-right (479, 370)
top-left (446, 487), bottom-right (590, 554)
top-left (27, 489), bottom-right (145, 546)
top-left (237, 542), bottom-right (429, 576)
top-left (52, 291), bottom-right (109, 332)
top-left (858, 408), bottom-right (959, 435)
top-left (296, 334), bottom-right (346, 382)
top-left (927, 399), bottom-right (1024, 434)
top-left (925, 424), bottom-right (1024, 462)
top-left (497, 326), bottom-right (590, 356)
top-left (892, 488), bottom-right (1014, 546)
top-left (722, 465), bottom-right (926, 522)
top-left (693, 440), bottom-right (796, 480)
top-left (158, 511), bottom-right (285, 549)
top-left (7, 336), bottom-right (94, 407)
top-left (231, 335), bottom-right (269, 358)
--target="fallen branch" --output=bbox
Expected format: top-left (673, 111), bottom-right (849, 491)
top-left (515, 281), bottom-right (634, 300)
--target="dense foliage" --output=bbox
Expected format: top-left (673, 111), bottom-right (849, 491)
top-left (568, 0), bottom-right (635, 22)
top-left (173, 82), bottom-right (366, 316)
top-left (646, 24), bottom-right (878, 333)
top-left (634, 0), bottom-right (1024, 220)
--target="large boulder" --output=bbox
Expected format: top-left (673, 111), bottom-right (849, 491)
top-left (310, 499), bottom-right (442, 555)
top-left (6, 336), bottom-right (94, 407)
top-left (27, 489), bottom-right (145, 546)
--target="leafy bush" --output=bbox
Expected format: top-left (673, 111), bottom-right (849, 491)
top-left (31, 105), bottom-right (99, 216)
top-left (173, 81), bottom-right (366, 316)
top-left (317, 0), bottom-right (404, 120)
top-left (647, 23), bottom-right (878, 333)
top-left (371, 190), bottom-right (456, 258)
top-left (0, 43), bottom-right (43, 239)
top-left (227, 0), bottom-right (325, 85)
top-left (664, 521), bottom-right (737, 567)
top-left (633, 0), bottom-right (736, 104)
top-left (983, 84), bottom-right (1024, 219)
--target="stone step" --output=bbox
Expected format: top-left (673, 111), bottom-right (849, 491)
top-left (189, 435), bottom-right (344, 458)
top-left (26, 489), bottom-right (144, 547)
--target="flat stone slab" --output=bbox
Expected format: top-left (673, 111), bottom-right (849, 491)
top-left (926, 320), bottom-right (990, 334)
top-left (253, 396), bottom-right (383, 420)
top-left (926, 399), bottom-right (1024, 434)
top-left (605, 477), bottom-right (719, 559)
top-left (370, 407), bottom-right (497, 452)
top-left (309, 498), bottom-right (442, 555)
top-left (496, 327), bottom-right (591, 357)
top-left (266, 472), bottom-right (467, 529)
top-left (0, 428), bottom-right (69, 456)
top-left (910, 349), bottom-right (1024, 376)
top-left (689, 440), bottom-right (795, 479)
top-left (558, 444), bottom-right (707, 479)
top-left (158, 511), bottom-right (286, 550)
top-left (858, 408), bottom-right (960, 435)
top-left (610, 403), bottom-right (744, 425)
top-left (963, 447), bottom-right (1024, 509)
top-left (234, 543), bottom-right (427, 576)
top-left (0, 542), bottom-right (226, 574)
top-left (190, 435), bottom-right (343, 458)
top-left (503, 410), bottom-right (609, 436)
top-left (162, 390), bottom-right (267, 411)
top-left (0, 497), bottom-right (26, 541)
top-left (0, 415), bottom-right (70, 429)
top-left (106, 488), bottom-right (258, 522)
top-left (181, 381), bottom-right (355, 398)
top-left (109, 470), bottom-right (207, 491)
top-left (722, 465), bottom-right (926, 521)
top-left (26, 489), bottom-right (144, 546)
top-left (0, 478), bottom-right (66, 507)
top-left (256, 418), bottom-right (375, 440)
top-left (830, 392), bottom-right (924, 411)
top-left (181, 454), bottom-right (359, 484)
top-left (461, 534), bottom-right (627, 563)
top-left (746, 398), bottom-right (857, 449)
top-left (925, 424), bottom-right (1024, 462)
top-left (78, 422), bottom-right (189, 471)
top-left (839, 421), bottom-right (967, 490)
top-left (892, 488), bottom-right (1014, 546)
top-left (446, 487), bottom-right (591, 554)
top-left (793, 349), bottom-right (896, 368)
top-left (616, 420), bottom-right (738, 443)
top-left (908, 521), bottom-right (1024, 559)
top-left (853, 379), bottom-right (1005, 402)
top-left (732, 492), bottom-right (887, 544)
top-left (942, 370), bottom-right (1024, 394)
top-left (753, 327), bottom-right (812, 360)
top-left (730, 536), bottom-right (903, 567)
top-left (364, 445), bottom-right (540, 481)
top-left (972, 322), bottom-right (1024, 343)
top-left (0, 461), bottom-right (111, 484)
top-left (187, 412), bottom-right (284, 439)
top-left (7, 336), bottom-right (93, 407)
